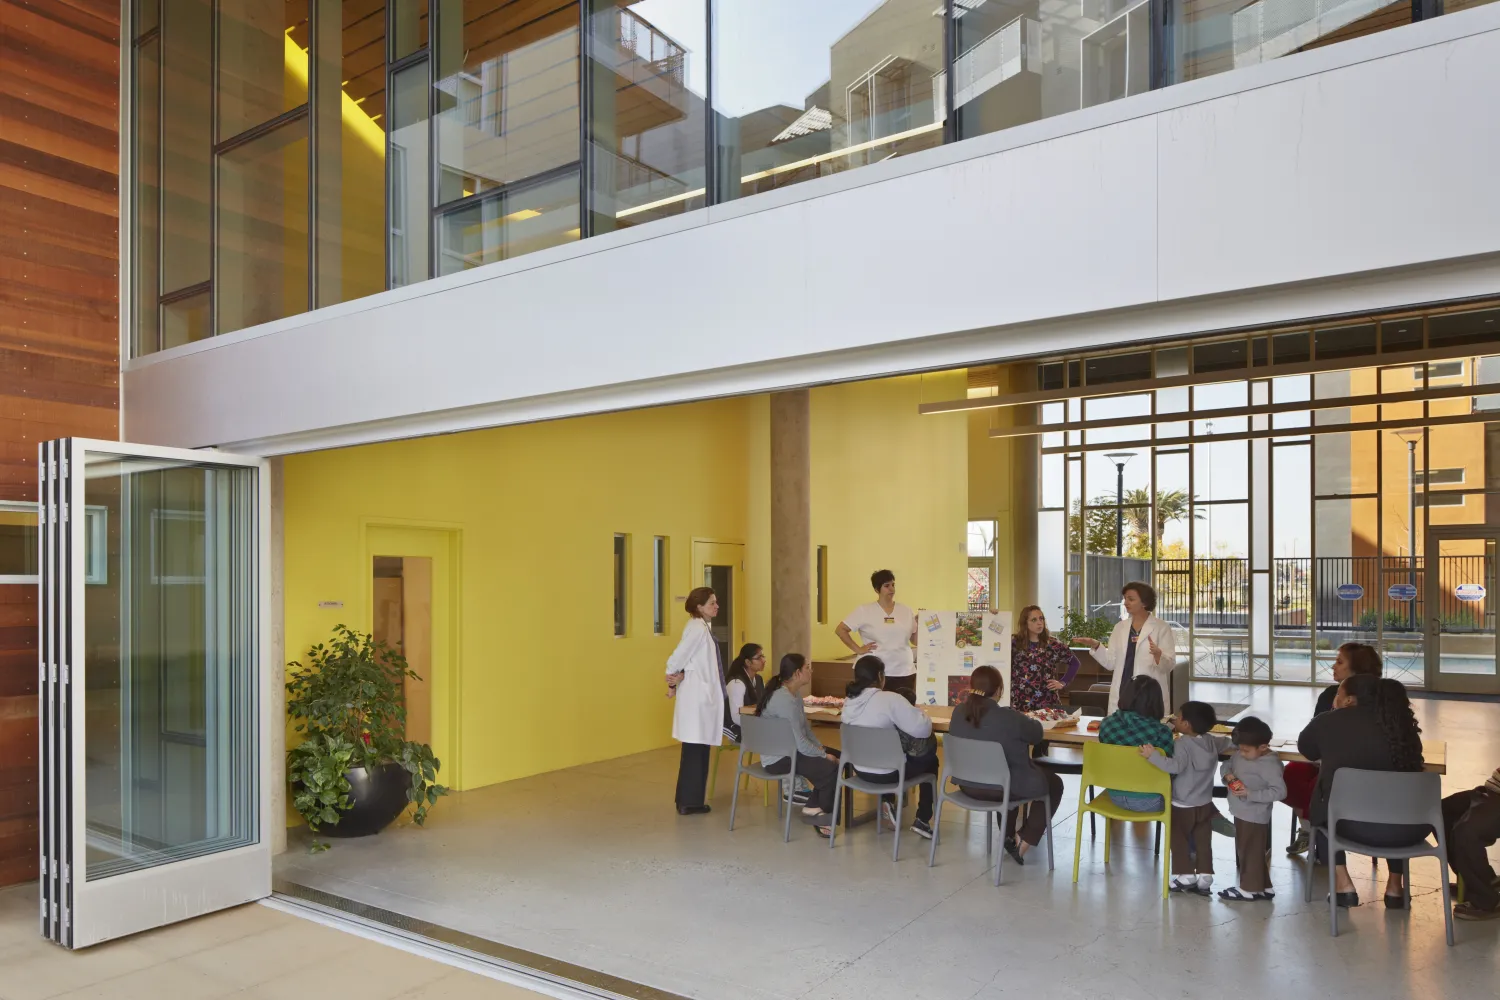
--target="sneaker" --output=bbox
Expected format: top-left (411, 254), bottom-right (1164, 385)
top-left (1211, 812), bottom-right (1235, 838)
top-left (880, 801), bottom-right (898, 831)
top-left (1286, 827), bottom-right (1310, 856)
top-left (910, 819), bottom-right (934, 840)
top-left (790, 788), bottom-right (812, 806)
top-left (1455, 902), bottom-right (1500, 921)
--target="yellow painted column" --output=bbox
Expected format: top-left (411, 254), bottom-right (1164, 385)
top-left (771, 390), bottom-right (812, 663)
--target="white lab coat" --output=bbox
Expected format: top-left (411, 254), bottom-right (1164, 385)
top-left (667, 618), bottom-right (724, 747)
top-left (1095, 614), bottom-right (1177, 715)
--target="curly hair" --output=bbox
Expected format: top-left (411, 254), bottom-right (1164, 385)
top-left (1342, 674), bottom-right (1423, 772)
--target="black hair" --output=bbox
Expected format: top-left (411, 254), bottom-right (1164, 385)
top-left (1177, 701), bottom-right (1218, 737)
top-left (847, 654), bottom-right (886, 698)
top-left (960, 666), bottom-right (1003, 726)
top-left (1340, 674), bottom-right (1423, 772)
top-left (725, 643), bottom-right (764, 704)
top-left (1118, 675), bottom-right (1164, 721)
top-left (1230, 716), bottom-right (1273, 747)
top-left (870, 569), bottom-right (895, 593)
top-left (757, 653), bottom-right (806, 715)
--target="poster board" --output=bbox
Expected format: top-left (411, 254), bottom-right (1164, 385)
top-left (916, 610), bottom-right (1013, 707)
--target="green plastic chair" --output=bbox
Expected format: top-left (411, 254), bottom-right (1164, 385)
top-left (1071, 742), bottom-right (1173, 899)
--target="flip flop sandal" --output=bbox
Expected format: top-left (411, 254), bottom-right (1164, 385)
top-left (1218, 887), bottom-right (1273, 902)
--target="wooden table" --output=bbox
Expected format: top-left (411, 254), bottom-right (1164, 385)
top-left (757, 704), bottom-right (1448, 773)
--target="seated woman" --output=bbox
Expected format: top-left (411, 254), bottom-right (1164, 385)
top-left (947, 665), bottom-right (1065, 864)
top-left (722, 643), bottom-right (767, 743)
top-left (840, 655), bottom-right (940, 840)
top-left (1284, 641), bottom-right (1382, 856)
top-left (1096, 675), bottom-right (1174, 813)
top-left (757, 653), bottom-right (841, 837)
top-left (1298, 672), bottom-right (1428, 909)
top-left (1009, 605), bottom-right (1080, 713)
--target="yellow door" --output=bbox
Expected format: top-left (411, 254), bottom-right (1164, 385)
top-left (693, 541), bottom-right (745, 669)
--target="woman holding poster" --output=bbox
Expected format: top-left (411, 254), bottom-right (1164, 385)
top-left (1074, 582), bottom-right (1176, 714)
top-left (835, 569), bottom-right (919, 703)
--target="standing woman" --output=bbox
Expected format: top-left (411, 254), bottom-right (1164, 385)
top-left (1074, 581), bottom-right (1176, 714)
top-left (836, 569), bottom-right (919, 704)
top-left (1009, 605), bottom-right (1080, 713)
top-left (722, 643), bottom-right (767, 743)
top-left (665, 587), bottom-right (724, 815)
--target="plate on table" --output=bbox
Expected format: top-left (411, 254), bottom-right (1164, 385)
top-left (1026, 708), bottom-right (1082, 731)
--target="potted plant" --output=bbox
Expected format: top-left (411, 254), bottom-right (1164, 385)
top-left (286, 625), bottom-right (448, 849)
top-left (1056, 606), bottom-right (1114, 648)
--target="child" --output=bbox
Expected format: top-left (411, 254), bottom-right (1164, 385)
top-left (1140, 701), bottom-right (1230, 896)
top-left (1217, 716), bottom-right (1286, 902)
top-left (1099, 676), bottom-right (1174, 813)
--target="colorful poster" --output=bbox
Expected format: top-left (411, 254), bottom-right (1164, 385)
top-left (917, 610), bottom-right (1013, 707)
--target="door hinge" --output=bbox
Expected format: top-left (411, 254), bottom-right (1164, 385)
top-left (60, 456), bottom-right (68, 477)
top-left (59, 500), bottom-right (68, 523)
top-left (61, 861), bottom-right (69, 884)
top-left (60, 663), bottom-right (69, 686)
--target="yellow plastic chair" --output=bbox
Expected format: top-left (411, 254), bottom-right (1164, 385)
top-left (708, 741), bottom-right (769, 806)
top-left (1071, 742), bottom-right (1173, 899)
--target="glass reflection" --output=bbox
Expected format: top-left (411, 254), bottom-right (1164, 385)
top-left (217, 123), bottom-right (310, 333)
top-left (438, 169), bottom-right (581, 274)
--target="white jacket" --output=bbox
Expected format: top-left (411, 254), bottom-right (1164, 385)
top-left (666, 618), bottom-right (723, 747)
top-left (1095, 614), bottom-right (1177, 714)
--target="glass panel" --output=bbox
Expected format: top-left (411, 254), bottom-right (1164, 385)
top-left (1434, 535), bottom-right (1496, 681)
top-left (0, 505), bottom-right (38, 578)
top-left (713, 0), bottom-right (942, 203)
top-left (1313, 495), bottom-right (1379, 685)
top-left (160, 0), bottom-right (213, 294)
top-left (83, 455), bottom-right (258, 880)
top-left (1313, 429), bottom-right (1374, 498)
top-left (1040, 452), bottom-right (1063, 509)
top-left (216, 121), bottom-right (310, 334)
top-left (1084, 352), bottom-right (1151, 386)
top-left (312, 0), bottom-right (388, 308)
top-left (389, 61), bottom-right (431, 287)
top-left (393, 0), bottom-right (429, 58)
top-left (1429, 306), bottom-right (1500, 350)
top-left (1194, 502), bottom-right (1249, 679)
top-left (136, 0), bottom-right (159, 36)
top-left (437, 168), bottom-right (581, 275)
top-left (1039, 363), bottom-right (1064, 391)
top-left (586, 0), bottom-right (706, 232)
top-left (1193, 437), bottom-right (1247, 502)
top-left (967, 519), bottom-right (997, 558)
top-left (1314, 323), bottom-right (1376, 361)
top-left (1083, 393), bottom-right (1150, 445)
top-left (1272, 331), bottom-right (1309, 366)
top-left (162, 292), bottom-right (213, 351)
top-left (1381, 315), bottom-right (1423, 354)
top-left (434, 0), bottom-right (581, 203)
top-left (219, 0), bottom-right (311, 141)
top-left (1194, 338), bottom-right (1250, 374)
top-left (133, 35), bottom-right (162, 356)
top-left (1271, 374), bottom-right (1310, 430)
top-left (1272, 442), bottom-right (1312, 682)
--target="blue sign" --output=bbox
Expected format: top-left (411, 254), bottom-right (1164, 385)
top-left (1336, 583), bottom-right (1365, 601)
top-left (1456, 583), bottom-right (1487, 603)
top-left (1387, 583), bottom-right (1417, 602)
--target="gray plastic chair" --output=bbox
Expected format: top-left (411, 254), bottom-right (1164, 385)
top-left (829, 724), bottom-right (937, 861)
top-left (927, 734), bottom-right (1055, 885)
top-left (730, 715), bottom-right (799, 842)
top-left (1302, 767), bottom-right (1453, 944)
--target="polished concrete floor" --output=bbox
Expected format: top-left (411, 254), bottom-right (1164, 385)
top-left (275, 683), bottom-right (1500, 1000)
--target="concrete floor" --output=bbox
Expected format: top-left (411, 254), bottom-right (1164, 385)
top-left (0, 884), bottom-right (545, 1000)
top-left (275, 683), bottom-right (1500, 1000)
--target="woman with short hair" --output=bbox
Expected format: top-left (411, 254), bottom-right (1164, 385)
top-left (1074, 581), bottom-right (1176, 714)
top-left (835, 569), bottom-right (919, 703)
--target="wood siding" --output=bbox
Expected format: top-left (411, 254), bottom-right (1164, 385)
top-left (0, 0), bottom-right (120, 887)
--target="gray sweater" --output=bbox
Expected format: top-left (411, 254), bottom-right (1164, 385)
top-left (1219, 750), bottom-right (1287, 824)
top-left (1148, 732), bottom-right (1232, 807)
top-left (759, 687), bottom-right (824, 765)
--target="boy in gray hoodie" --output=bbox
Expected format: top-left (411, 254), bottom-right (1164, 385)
top-left (1217, 716), bottom-right (1287, 901)
top-left (1140, 701), bottom-right (1231, 895)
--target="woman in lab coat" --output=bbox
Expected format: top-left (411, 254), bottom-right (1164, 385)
top-left (665, 587), bottom-right (724, 815)
top-left (1074, 581), bottom-right (1176, 715)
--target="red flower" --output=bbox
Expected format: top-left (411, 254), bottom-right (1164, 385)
top-left (361, 732), bottom-right (371, 746)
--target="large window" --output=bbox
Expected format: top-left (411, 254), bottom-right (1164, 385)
top-left (128, 0), bottom-right (1499, 355)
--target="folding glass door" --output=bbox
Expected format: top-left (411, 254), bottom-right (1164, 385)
top-left (40, 438), bottom-right (269, 948)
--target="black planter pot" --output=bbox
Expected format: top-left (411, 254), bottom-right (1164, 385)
top-left (320, 761), bottom-right (410, 838)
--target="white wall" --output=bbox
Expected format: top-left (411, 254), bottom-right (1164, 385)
top-left (123, 12), bottom-right (1500, 455)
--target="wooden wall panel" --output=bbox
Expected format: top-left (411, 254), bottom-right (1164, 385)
top-left (0, 0), bottom-right (120, 888)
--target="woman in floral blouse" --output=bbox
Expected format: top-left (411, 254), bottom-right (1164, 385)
top-left (1009, 605), bottom-right (1080, 712)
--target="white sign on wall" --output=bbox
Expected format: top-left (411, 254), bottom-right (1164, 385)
top-left (916, 610), bottom-right (1013, 707)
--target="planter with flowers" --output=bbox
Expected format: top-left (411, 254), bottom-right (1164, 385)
top-left (286, 625), bottom-right (448, 849)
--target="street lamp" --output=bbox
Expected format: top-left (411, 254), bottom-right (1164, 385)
top-left (1104, 451), bottom-right (1137, 558)
top-left (1395, 428), bottom-right (1423, 632)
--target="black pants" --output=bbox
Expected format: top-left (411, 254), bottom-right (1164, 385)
top-left (883, 674), bottom-right (917, 704)
top-left (1444, 787), bottom-right (1500, 911)
top-left (856, 750), bottom-right (938, 822)
top-left (960, 768), bottom-right (1065, 847)
top-left (675, 743), bottom-right (711, 809)
top-left (763, 752), bottom-right (841, 815)
top-left (1319, 820), bottom-right (1432, 875)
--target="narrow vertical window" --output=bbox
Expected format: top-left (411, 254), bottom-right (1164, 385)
top-left (653, 536), bottom-right (668, 635)
top-left (613, 534), bottom-right (629, 636)
top-left (816, 546), bottom-right (829, 624)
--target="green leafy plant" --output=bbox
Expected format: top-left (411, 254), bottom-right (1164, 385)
top-left (1056, 607), bottom-right (1115, 646)
top-left (286, 625), bottom-right (448, 848)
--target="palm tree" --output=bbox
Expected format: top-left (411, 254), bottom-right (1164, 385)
top-left (1122, 487), bottom-right (1199, 557)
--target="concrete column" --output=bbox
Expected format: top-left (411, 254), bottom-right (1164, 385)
top-left (268, 456), bottom-right (287, 855)
top-left (770, 390), bottom-right (812, 664)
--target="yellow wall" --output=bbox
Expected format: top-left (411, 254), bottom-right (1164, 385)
top-left (809, 373), bottom-right (970, 659)
top-left (284, 397), bottom-right (756, 792)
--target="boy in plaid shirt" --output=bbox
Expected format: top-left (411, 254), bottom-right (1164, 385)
top-left (1097, 676), bottom-right (1173, 812)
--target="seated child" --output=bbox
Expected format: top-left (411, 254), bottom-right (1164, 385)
top-left (1141, 701), bottom-right (1231, 895)
top-left (1216, 716), bottom-right (1287, 902)
top-left (1098, 676), bottom-right (1173, 812)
